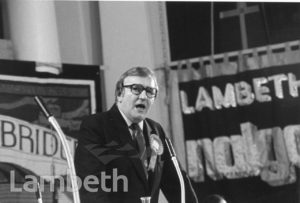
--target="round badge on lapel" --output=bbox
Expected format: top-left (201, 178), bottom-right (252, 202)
top-left (150, 134), bottom-right (164, 155)
top-left (148, 134), bottom-right (164, 172)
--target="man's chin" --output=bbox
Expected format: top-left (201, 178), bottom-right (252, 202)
top-left (132, 114), bottom-right (146, 123)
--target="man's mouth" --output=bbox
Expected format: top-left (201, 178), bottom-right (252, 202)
top-left (135, 104), bottom-right (146, 111)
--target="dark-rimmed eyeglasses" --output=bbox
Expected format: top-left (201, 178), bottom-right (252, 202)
top-left (122, 84), bottom-right (157, 98)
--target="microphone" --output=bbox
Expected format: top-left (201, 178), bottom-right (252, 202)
top-left (165, 137), bottom-right (176, 158)
top-left (34, 96), bottom-right (81, 203)
top-left (35, 182), bottom-right (43, 203)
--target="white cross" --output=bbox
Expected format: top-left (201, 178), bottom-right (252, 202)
top-left (219, 2), bottom-right (259, 49)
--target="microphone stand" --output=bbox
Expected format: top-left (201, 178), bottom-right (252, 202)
top-left (35, 182), bottom-right (43, 203)
top-left (34, 96), bottom-right (80, 203)
top-left (165, 137), bottom-right (185, 203)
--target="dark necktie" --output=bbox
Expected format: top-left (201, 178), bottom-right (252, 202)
top-left (130, 123), bottom-right (148, 176)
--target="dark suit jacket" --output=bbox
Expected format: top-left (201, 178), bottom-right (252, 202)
top-left (75, 104), bottom-right (198, 203)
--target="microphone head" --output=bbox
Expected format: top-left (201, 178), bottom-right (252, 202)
top-left (34, 96), bottom-right (52, 118)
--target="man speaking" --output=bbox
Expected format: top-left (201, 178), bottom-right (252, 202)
top-left (75, 67), bottom-right (198, 203)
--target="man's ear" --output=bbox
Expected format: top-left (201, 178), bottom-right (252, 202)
top-left (117, 90), bottom-right (124, 103)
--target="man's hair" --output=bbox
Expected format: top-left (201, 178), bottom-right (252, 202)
top-left (115, 67), bottom-right (158, 101)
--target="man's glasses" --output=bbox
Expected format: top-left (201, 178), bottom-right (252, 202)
top-left (122, 84), bottom-right (157, 98)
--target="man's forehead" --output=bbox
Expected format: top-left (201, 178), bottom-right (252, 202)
top-left (124, 76), bottom-right (155, 84)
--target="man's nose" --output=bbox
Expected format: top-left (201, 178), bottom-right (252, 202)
top-left (138, 90), bottom-right (148, 99)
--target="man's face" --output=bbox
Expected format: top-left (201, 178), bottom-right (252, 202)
top-left (117, 76), bottom-right (157, 123)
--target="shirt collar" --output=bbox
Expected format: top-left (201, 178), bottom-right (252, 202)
top-left (117, 105), bottom-right (144, 130)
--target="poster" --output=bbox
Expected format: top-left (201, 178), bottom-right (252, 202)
top-left (179, 63), bottom-right (300, 203)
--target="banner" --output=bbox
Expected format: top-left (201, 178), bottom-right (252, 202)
top-left (179, 63), bottom-right (300, 202)
top-left (0, 59), bottom-right (101, 202)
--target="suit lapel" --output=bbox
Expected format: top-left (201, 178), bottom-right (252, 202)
top-left (149, 157), bottom-right (163, 196)
top-left (109, 108), bottom-right (134, 146)
top-left (108, 105), bottom-right (149, 189)
top-left (144, 119), bottom-right (164, 196)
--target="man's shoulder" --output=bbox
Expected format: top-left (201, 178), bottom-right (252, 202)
top-left (81, 110), bottom-right (109, 126)
top-left (81, 105), bottom-right (119, 126)
top-left (85, 110), bottom-right (108, 119)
